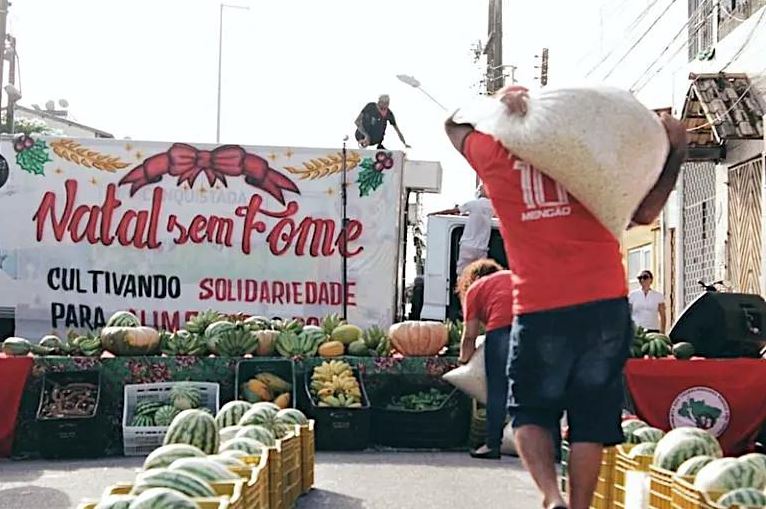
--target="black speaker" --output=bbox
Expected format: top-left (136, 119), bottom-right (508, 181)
top-left (669, 291), bottom-right (766, 358)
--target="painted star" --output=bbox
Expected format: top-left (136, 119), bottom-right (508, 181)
top-left (89, 177), bottom-right (98, 185)
top-left (125, 143), bottom-right (134, 152)
top-left (325, 187), bottom-right (335, 197)
top-left (268, 153), bottom-right (278, 162)
top-left (54, 168), bottom-right (63, 175)
top-left (199, 186), bottom-right (208, 195)
top-left (135, 151), bottom-right (144, 160)
top-left (284, 148), bottom-right (294, 158)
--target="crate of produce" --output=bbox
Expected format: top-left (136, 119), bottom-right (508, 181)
top-left (235, 359), bottom-right (296, 409)
top-left (35, 370), bottom-right (104, 459)
top-left (650, 465), bottom-right (675, 509)
top-left (614, 444), bottom-right (654, 509)
top-left (78, 500), bottom-right (229, 509)
top-left (122, 381), bottom-right (220, 456)
top-left (267, 440), bottom-right (284, 509)
top-left (103, 479), bottom-right (242, 509)
top-left (298, 420), bottom-right (316, 494)
top-left (671, 475), bottom-right (712, 509)
top-left (561, 441), bottom-right (616, 509)
top-left (369, 375), bottom-right (470, 449)
top-left (303, 359), bottom-right (371, 451)
top-left (231, 452), bottom-right (270, 509)
top-left (281, 431), bottom-right (302, 508)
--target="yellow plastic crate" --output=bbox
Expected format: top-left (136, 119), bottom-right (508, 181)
top-left (281, 431), bottom-right (302, 508)
top-left (671, 476), bottom-right (715, 509)
top-left (231, 452), bottom-right (270, 509)
top-left (298, 421), bottom-right (316, 494)
top-left (100, 482), bottom-right (237, 509)
top-left (78, 500), bottom-right (228, 509)
top-left (560, 441), bottom-right (616, 509)
top-left (614, 444), bottom-right (654, 509)
top-left (268, 440), bottom-right (284, 509)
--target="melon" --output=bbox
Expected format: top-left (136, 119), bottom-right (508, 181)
top-left (207, 454), bottom-right (247, 469)
top-left (131, 468), bottom-right (216, 498)
top-left (215, 400), bottom-right (252, 429)
top-left (142, 444), bottom-right (206, 470)
top-left (633, 426), bottom-right (665, 444)
top-left (276, 408), bottom-right (309, 426)
top-left (675, 456), bottom-right (715, 479)
top-left (716, 487), bottom-right (766, 508)
top-left (653, 430), bottom-right (721, 472)
top-left (219, 437), bottom-right (267, 455)
top-left (738, 452), bottom-right (766, 472)
top-left (219, 425), bottom-right (243, 443)
top-left (127, 487), bottom-right (199, 509)
top-left (219, 449), bottom-right (251, 460)
top-left (163, 409), bottom-right (219, 455)
top-left (169, 384), bottom-right (202, 411)
top-left (672, 342), bottom-right (695, 360)
top-left (106, 310), bottom-right (141, 327)
top-left (628, 442), bottom-right (657, 458)
top-left (168, 457), bottom-right (240, 482)
top-left (235, 425), bottom-right (277, 446)
top-left (94, 495), bottom-right (134, 509)
top-left (622, 419), bottom-right (649, 443)
top-left (331, 324), bottom-right (363, 345)
top-left (694, 458), bottom-right (766, 493)
top-left (238, 404), bottom-right (279, 432)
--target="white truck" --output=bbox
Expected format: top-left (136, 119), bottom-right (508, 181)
top-left (0, 134), bottom-right (507, 339)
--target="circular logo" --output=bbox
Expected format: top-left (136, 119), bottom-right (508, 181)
top-left (669, 386), bottom-right (730, 437)
top-left (0, 154), bottom-right (8, 189)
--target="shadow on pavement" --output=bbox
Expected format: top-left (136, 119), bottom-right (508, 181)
top-left (315, 451), bottom-right (522, 471)
top-left (296, 489), bottom-right (366, 508)
top-left (0, 486), bottom-right (71, 509)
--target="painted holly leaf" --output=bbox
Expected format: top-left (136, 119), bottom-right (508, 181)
top-left (16, 139), bottom-right (52, 176)
top-left (357, 157), bottom-right (385, 197)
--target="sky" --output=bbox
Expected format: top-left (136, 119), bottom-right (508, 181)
top-left (7, 0), bottom-right (607, 212)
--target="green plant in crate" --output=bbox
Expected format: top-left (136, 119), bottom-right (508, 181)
top-left (445, 320), bottom-right (463, 357)
top-left (387, 388), bottom-right (450, 411)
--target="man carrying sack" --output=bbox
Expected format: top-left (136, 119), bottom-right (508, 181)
top-left (444, 85), bottom-right (687, 509)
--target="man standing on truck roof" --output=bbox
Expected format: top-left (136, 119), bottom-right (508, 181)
top-left (444, 85), bottom-right (687, 509)
top-left (429, 184), bottom-right (494, 276)
top-left (355, 94), bottom-right (410, 150)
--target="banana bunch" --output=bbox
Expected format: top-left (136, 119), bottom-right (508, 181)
top-left (631, 326), bottom-right (672, 358)
top-left (160, 329), bottom-right (208, 356)
top-left (311, 360), bottom-right (363, 408)
top-left (363, 326), bottom-right (392, 357)
top-left (275, 329), bottom-right (325, 358)
top-left (445, 320), bottom-right (463, 357)
top-left (630, 326), bottom-right (648, 358)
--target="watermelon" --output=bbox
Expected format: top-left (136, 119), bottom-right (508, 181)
top-left (169, 384), bottom-right (202, 411)
top-left (107, 310), bottom-right (141, 327)
top-left (739, 452), bottom-right (766, 472)
top-left (131, 414), bottom-right (155, 427)
top-left (238, 404), bottom-right (279, 431)
top-left (215, 401), bottom-right (252, 429)
top-left (219, 437), bottom-right (266, 455)
top-left (94, 495), bottom-right (135, 509)
top-left (135, 400), bottom-right (165, 418)
top-left (131, 468), bottom-right (216, 498)
top-left (627, 442), bottom-right (657, 458)
top-left (219, 449), bottom-right (251, 460)
top-left (622, 419), bottom-right (649, 443)
top-left (653, 434), bottom-right (720, 471)
top-left (207, 454), bottom-right (247, 469)
top-left (276, 408), bottom-right (309, 426)
top-left (143, 444), bottom-right (206, 470)
top-left (235, 425), bottom-right (277, 446)
top-left (163, 409), bottom-right (219, 455)
top-left (675, 456), bottom-right (715, 479)
top-left (672, 342), bottom-right (695, 360)
top-left (694, 458), bottom-right (766, 492)
top-left (153, 405), bottom-right (180, 427)
top-left (168, 457), bottom-right (239, 482)
top-left (219, 425), bottom-right (243, 442)
top-left (127, 487), bottom-right (200, 509)
top-left (633, 427), bottom-right (665, 444)
top-left (716, 487), bottom-right (766, 508)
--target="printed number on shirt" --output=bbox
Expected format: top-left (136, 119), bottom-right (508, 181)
top-left (514, 160), bottom-right (572, 221)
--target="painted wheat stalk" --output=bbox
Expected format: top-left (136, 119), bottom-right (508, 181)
top-left (284, 151), bottom-right (362, 180)
top-left (50, 139), bottom-right (130, 173)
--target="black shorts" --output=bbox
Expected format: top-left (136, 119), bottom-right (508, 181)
top-left (508, 298), bottom-right (631, 446)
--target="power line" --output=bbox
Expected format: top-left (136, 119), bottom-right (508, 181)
top-left (583, 0), bottom-right (665, 78)
top-left (720, 4), bottom-right (766, 70)
top-left (602, 0), bottom-right (681, 80)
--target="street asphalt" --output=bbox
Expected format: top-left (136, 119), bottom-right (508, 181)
top-left (0, 452), bottom-right (543, 509)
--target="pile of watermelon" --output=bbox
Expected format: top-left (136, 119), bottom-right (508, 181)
top-left (621, 418), bottom-right (766, 507)
top-left (80, 400), bottom-right (311, 508)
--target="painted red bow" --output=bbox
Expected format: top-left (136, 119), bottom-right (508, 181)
top-left (119, 143), bottom-right (300, 204)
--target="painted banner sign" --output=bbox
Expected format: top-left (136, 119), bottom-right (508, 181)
top-left (0, 136), bottom-right (403, 339)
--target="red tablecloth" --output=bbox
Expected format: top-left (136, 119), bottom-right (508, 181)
top-left (0, 354), bottom-right (33, 457)
top-left (625, 358), bottom-right (766, 456)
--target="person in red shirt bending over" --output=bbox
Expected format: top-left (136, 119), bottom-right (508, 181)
top-left (445, 86), bottom-right (687, 509)
top-left (456, 258), bottom-right (513, 460)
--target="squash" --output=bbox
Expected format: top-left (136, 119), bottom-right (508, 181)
top-left (388, 321), bottom-right (448, 356)
top-left (2, 337), bottom-right (32, 356)
top-left (100, 326), bottom-right (161, 356)
top-left (274, 393), bottom-right (291, 409)
top-left (253, 330), bottom-right (279, 356)
top-left (318, 340), bottom-right (344, 358)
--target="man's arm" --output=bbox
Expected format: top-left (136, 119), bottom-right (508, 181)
top-left (659, 302), bottom-right (667, 333)
top-left (354, 111), bottom-right (369, 141)
top-left (428, 206), bottom-right (461, 216)
top-left (392, 124), bottom-right (411, 148)
top-left (444, 110), bottom-right (475, 154)
top-left (631, 114), bottom-right (688, 226)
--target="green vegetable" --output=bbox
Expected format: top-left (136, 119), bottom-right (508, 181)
top-left (387, 388), bottom-right (451, 411)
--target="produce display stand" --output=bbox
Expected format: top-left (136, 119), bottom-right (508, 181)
top-left (8, 355), bottom-right (459, 458)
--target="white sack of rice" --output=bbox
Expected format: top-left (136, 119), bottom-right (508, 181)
top-left (453, 87), bottom-right (670, 238)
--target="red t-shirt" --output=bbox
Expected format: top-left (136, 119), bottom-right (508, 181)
top-left (464, 270), bottom-right (514, 331)
top-left (462, 132), bottom-right (627, 315)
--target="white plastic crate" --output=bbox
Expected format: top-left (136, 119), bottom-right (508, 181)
top-left (122, 381), bottom-right (220, 456)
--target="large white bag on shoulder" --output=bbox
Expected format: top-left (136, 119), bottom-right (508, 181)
top-left (442, 335), bottom-right (486, 404)
top-left (453, 87), bottom-right (670, 239)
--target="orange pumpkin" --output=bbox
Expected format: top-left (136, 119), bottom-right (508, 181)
top-left (388, 321), bottom-right (448, 356)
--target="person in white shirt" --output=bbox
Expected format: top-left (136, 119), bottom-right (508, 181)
top-left (430, 185), bottom-right (495, 275)
top-left (628, 270), bottom-right (667, 333)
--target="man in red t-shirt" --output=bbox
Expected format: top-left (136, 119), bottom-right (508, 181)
top-left (445, 86), bottom-right (687, 509)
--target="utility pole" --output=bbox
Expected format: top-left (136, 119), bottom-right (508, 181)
top-left (535, 48), bottom-right (549, 87)
top-left (0, 0), bottom-right (9, 121)
top-left (485, 0), bottom-right (504, 96)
